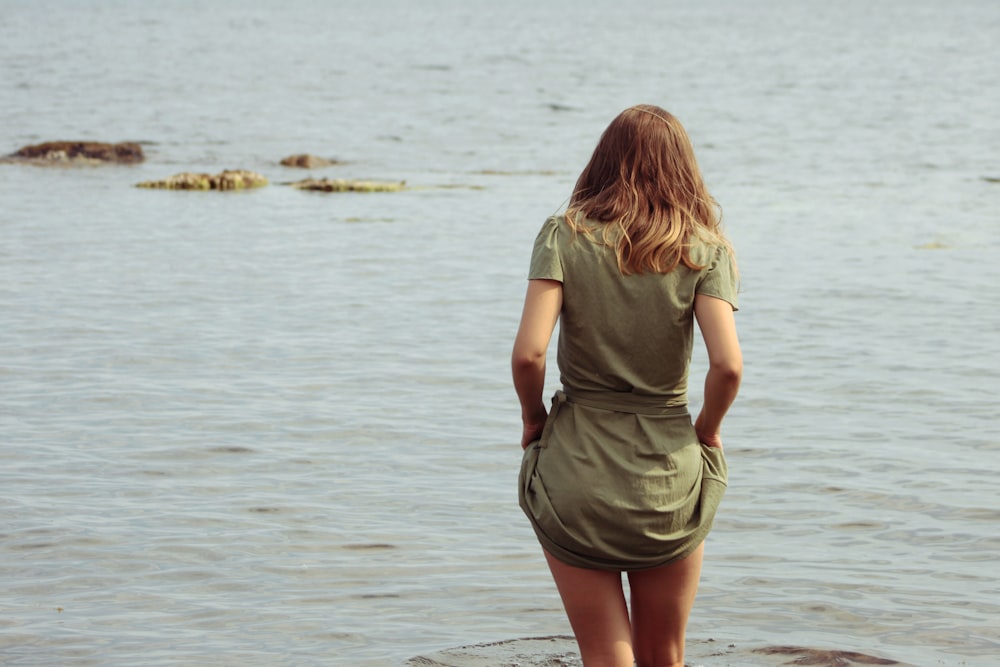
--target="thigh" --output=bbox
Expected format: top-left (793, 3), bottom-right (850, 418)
top-left (626, 542), bottom-right (705, 667)
top-left (544, 549), bottom-right (634, 667)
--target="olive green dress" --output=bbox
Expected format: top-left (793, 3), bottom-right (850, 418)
top-left (518, 215), bottom-right (739, 571)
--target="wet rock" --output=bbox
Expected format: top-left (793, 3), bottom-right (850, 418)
top-left (2, 141), bottom-right (145, 165)
top-left (407, 636), bottom-right (581, 667)
top-left (136, 169), bottom-right (268, 190)
top-left (754, 645), bottom-right (903, 665)
top-left (290, 177), bottom-right (405, 192)
top-left (279, 154), bottom-right (340, 168)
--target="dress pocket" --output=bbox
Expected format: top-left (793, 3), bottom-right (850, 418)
top-left (534, 390), bottom-right (567, 449)
top-left (700, 441), bottom-right (728, 485)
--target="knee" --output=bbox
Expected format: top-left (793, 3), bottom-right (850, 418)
top-left (635, 661), bottom-right (683, 667)
top-left (577, 641), bottom-right (635, 667)
top-left (633, 647), bottom-right (683, 667)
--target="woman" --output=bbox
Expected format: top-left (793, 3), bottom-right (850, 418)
top-left (512, 105), bottom-right (742, 667)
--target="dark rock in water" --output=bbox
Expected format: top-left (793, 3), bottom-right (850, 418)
top-left (2, 141), bottom-right (145, 164)
top-left (136, 169), bottom-right (268, 191)
top-left (407, 636), bottom-right (581, 667)
top-left (290, 177), bottom-right (405, 192)
top-left (280, 154), bottom-right (340, 168)
top-left (754, 645), bottom-right (904, 665)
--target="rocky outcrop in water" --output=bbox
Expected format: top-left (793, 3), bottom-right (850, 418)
top-left (280, 154), bottom-right (340, 168)
top-left (136, 169), bottom-right (268, 190)
top-left (2, 141), bottom-right (145, 165)
top-left (290, 177), bottom-right (405, 192)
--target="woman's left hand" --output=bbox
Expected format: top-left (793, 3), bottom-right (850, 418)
top-left (521, 416), bottom-right (547, 449)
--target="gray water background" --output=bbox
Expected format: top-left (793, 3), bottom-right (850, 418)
top-left (1, 0), bottom-right (998, 665)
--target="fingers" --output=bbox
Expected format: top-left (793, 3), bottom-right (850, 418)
top-left (521, 422), bottom-right (546, 449)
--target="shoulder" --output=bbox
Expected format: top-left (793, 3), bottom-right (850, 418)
top-left (688, 241), bottom-right (735, 270)
top-left (533, 214), bottom-right (583, 248)
top-left (532, 215), bottom-right (564, 247)
top-left (540, 214), bottom-right (578, 236)
top-left (540, 214), bottom-right (564, 234)
top-left (529, 216), bottom-right (569, 281)
top-left (545, 211), bottom-right (611, 245)
top-left (690, 241), bottom-right (739, 309)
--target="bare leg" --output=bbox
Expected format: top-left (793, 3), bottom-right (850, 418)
top-left (627, 541), bottom-right (705, 667)
top-left (543, 549), bottom-right (634, 667)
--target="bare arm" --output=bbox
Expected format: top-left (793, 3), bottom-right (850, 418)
top-left (694, 293), bottom-right (742, 449)
top-left (512, 279), bottom-right (562, 449)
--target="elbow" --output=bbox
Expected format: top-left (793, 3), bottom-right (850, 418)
top-left (511, 348), bottom-right (546, 372)
top-left (710, 359), bottom-right (743, 385)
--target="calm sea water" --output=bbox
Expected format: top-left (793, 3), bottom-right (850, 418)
top-left (2, 1), bottom-right (998, 665)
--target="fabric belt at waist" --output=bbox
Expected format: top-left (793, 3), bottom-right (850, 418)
top-left (559, 389), bottom-right (689, 417)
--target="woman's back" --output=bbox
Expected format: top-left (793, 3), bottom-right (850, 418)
top-left (529, 215), bottom-right (737, 405)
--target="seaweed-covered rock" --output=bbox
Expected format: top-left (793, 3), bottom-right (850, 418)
top-left (280, 154), bottom-right (340, 168)
top-left (2, 141), bottom-right (145, 165)
top-left (290, 177), bottom-right (405, 192)
top-left (136, 169), bottom-right (268, 191)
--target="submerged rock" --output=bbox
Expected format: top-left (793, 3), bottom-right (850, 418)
top-left (2, 141), bottom-right (145, 165)
top-left (136, 169), bottom-right (268, 191)
top-left (279, 154), bottom-right (340, 168)
top-left (290, 177), bottom-right (405, 192)
top-left (754, 646), bottom-right (904, 665)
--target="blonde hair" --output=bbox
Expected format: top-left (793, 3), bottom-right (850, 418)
top-left (567, 104), bottom-right (732, 275)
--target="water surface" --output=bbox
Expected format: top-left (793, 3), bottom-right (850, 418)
top-left (1, 1), bottom-right (998, 665)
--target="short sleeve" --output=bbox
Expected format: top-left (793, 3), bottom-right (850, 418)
top-left (527, 216), bottom-right (564, 282)
top-left (696, 245), bottom-right (739, 311)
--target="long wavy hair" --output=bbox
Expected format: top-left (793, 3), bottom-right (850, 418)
top-left (567, 104), bottom-right (731, 275)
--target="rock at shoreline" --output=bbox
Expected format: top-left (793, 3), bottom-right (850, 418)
top-left (2, 141), bottom-right (145, 165)
top-left (280, 154), bottom-right (340, 168)
top-left (136, 169), bottom-right (268, 191)
top-left (290, 177), bottom-right (405, 192)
